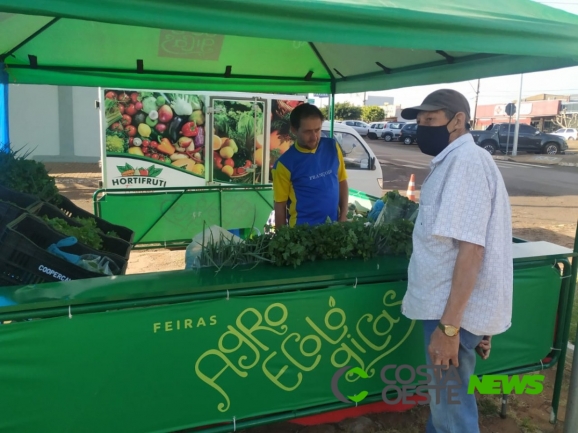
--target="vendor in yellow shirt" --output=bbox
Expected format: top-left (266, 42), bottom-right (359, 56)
top-left (272, 104), bottom-right (348, 227)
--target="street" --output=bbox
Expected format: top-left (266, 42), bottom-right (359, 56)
top-left (365, 138), bottom-right (578, 248)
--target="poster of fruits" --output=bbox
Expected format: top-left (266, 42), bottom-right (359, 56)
top-left (268, 99), bottom-right (305, 181)
top-left (211, 99), bottom-right (265, 184)
top-left (103, 89), bottom-right (206, 178)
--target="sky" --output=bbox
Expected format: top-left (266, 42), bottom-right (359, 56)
top-left (322, 0), bottom-right (578, 111)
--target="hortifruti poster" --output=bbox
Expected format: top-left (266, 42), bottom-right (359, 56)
top-left (102, 88), bottom-right (208, 189)
top-left (101, 89), bottom-right (306, 190)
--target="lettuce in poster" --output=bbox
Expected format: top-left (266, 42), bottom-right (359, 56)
top-left (212, 100), bottom-right (264, 184)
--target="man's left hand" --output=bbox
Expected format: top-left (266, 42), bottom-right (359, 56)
top-left (338, 213), bottom-right (348, 222)
top-left (428, 328), bottom-right (460, 368)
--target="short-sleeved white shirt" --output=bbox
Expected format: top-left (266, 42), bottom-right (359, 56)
top-left (401, 133), bottom-right (513, 336)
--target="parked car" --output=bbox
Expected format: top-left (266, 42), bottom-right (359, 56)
top-left (320, 121), bottom-right (383, 197)
top-left (368, 122), bottom-right (386, 139)
top-left (342, 120), bottom-right (370, 136)
top-left (471, 123), bottom-right (568, 155)
top-left (552, 128), bottom-right (577, 141)
top-left (381, 122), bottom-right (406, 142)
top-left (399, 122), bottom-right (418, 145)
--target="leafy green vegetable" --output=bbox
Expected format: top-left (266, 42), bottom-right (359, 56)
top-left (141, 96), bottom-right (158, 114)
top-left (43, 215), bottom-right (103, 250)
top-left (380, 190), bottom-right (419, 223)
top-left (213, 101), bottom-right (264, 152)
top-left (198, 210), bottom-right (415, 271)
top-left (104, 98), bottom-right (122, 127)
top-left (0, 147), bottom-right (60, 204)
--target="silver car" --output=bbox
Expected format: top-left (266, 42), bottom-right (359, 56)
top-left (381, 122), bottom-right (406, 142)
top-left (342, 120), bottom-right (370, 136)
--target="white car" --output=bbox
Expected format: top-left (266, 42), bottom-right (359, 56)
top-left (342, 120), bottom-right (370, 136)
top-left (321, 121), bottom-right (383, 198)
top-left (553, 128), bottom-right (577, 140)
top-left (368, 122), bottom-right (386, 139)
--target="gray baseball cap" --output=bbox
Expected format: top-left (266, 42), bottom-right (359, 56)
top-left (401, 89), bottom-right (471, 121)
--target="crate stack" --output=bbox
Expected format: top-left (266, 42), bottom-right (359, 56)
top-left (0, 185), bottom-right (134, 286)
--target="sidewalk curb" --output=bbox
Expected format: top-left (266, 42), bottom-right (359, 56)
top-left (492, 155), bottom-right (578, 167)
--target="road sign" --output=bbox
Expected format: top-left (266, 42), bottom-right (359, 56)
top-left (505, 103), bottom-right (516, 116)
top-left (314, 94), bottom-right (330, 98)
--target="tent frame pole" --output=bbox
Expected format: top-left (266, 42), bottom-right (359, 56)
top-left (0, 18), bottom-right (60, 62)
top-left (0, 62), bottom-right (9, 152)
top-left (330, 80), bottom-right (336, 138)
top-left (562, 220), bottom-right (578, 432)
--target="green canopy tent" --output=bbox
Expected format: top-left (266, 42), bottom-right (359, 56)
top-left (1, 0), bottom-right (578, 94)
top-left (1, 0), bottom-right (578, 150)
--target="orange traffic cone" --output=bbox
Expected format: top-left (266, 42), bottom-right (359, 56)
top-left (406, 174), bottom-right (416, 201)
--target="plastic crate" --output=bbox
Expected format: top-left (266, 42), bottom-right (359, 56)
top-left (0, 184), bottom-right (40, 209)
top-left (0, 201), bottom-right (33, 235)
top-left (0, 213), bottom-right (127, 287)
top-left (32, 202), bottom-right (132, 261)
top-left (53, 194), bottom-right (134, 244)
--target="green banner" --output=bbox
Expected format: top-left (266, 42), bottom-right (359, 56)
top-left (0, 264), bottom-right (561, 433)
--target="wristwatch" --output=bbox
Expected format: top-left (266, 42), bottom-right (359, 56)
top-left (438, 322), bottom-right (460, 337)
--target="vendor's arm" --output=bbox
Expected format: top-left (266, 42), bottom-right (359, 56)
top-left (272, 161), bottom-right (291, 227)
top-left (274, 202), bottom-right (288, 228)
top-left (336, 143), bottom-right (349, 221)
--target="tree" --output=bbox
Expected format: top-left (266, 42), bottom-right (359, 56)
top-left (320, 105), bottom-right (329, 119)
top-left (334, 102), bottom-right (362, 120)
top-left (361, 105), bottom-right (385, 123)
top-left (554, 109), bottom-right (578, 129)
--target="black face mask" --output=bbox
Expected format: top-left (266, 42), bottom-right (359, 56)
top-left (416, 118), bottom-right (455, 157)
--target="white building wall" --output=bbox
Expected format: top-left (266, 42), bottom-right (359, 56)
top-left (8, 84), bottom-right (60, 156)
top-left (8, 84), bottom-right (101, 162)
top-left (72, 87), bottom-right (100, 158)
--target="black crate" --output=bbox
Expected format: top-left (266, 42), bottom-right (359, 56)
top-left (0, 214), bottom-right (127, 287)
top-left (0, 185), bottom-right (41, 233)
top-left (32, 202), bottom-right (132, 261)
top-left (53, 194), bottom-right (134, 244)
top-left (0, 202), bottom-right (33, 235)
top-left (0, 184), bottom-right (40, 209)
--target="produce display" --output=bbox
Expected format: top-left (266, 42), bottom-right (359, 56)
top-left (268, 99), bottom-right (304, 181)
top-left (196, 190), bottom-right (417, 271)
top-left (212, 100), bottom-right (264, 184)
top-left (104, 89), bottom-right (206, 177)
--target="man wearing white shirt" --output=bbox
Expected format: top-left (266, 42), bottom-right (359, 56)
top-left (400, 89), bottom-right (513, 433)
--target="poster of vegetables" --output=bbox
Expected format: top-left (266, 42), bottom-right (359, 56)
top-left (212, 99), bottom-right (265, 184)
top-left (268, 99), bottom-right (305, 182)
top-left (103, 89), bottom-right (206, 178)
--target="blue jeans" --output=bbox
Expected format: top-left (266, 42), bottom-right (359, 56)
top-left (422, 320), bottom-right (483, 433)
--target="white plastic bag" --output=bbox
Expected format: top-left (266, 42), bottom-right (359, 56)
top-left (185, 225), bottom-right (243, 270)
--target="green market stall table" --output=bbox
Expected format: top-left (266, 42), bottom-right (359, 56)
top-left (0, 239), bottom-right (575, 433)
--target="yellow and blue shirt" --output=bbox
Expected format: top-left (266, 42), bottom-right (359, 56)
top-left (272, 137), bottom-right (347, 227)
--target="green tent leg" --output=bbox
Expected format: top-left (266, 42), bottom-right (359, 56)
top-left (562, 221), bottom-right (578, 431)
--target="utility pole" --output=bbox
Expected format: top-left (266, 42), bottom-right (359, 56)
top-left (472, 79), bottom-right (480, 129)
top-left (512, 74), bottom-right (524, 157)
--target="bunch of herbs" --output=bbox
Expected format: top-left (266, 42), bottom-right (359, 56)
top-left (42, 215), bottom-right (103, 250)
top-left (0, 147), bottom-right (60, 205)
